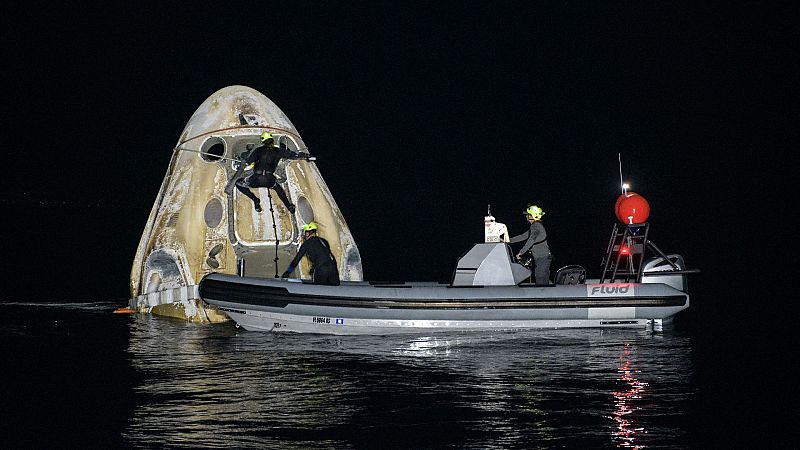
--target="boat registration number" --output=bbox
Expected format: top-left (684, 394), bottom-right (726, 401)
top-left (312, 317), bottom-right (345, 325)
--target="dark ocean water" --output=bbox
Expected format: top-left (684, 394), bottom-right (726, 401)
top-left (0, 203), bottom-right (790, 447)
top-left (0, 297), bottom-right (786, 449)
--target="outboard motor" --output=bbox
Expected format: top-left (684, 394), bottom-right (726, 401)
top-left (642, 254), bottom-right (687, 291)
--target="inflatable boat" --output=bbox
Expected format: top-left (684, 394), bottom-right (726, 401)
top-left (199, 238), bottom-right (695, 335)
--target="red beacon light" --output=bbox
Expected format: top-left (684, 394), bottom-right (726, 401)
top-left (615, 192), bottom-right (650, 224)
top-left (619, 245), bottom-right (631, 255)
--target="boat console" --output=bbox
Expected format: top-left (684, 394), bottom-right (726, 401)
top-left (451, 243), bottom-right (532, 286)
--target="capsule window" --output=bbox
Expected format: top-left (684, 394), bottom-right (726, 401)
top-left (204, 198), bottom-right (224, 228)
top-left (200, 137), bottom-right (226, 162)
top-left (278, 135), bottom-right (300, 151)
top-left (296, 196), bottom-right (313, 224)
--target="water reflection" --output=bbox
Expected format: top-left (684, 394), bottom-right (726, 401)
top-left (611, 342), bottom-right (648, 448)
top-left (400, 335), bottom-right (456, 356)
top-left (123, 318), bottom-right (693, 448)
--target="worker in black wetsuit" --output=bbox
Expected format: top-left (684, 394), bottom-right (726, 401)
top-left (281, 222), bottom-right (340, 285)
top-left (227, 132), bottom-right (311, 213)
top-left (509, 205), bottom-right (553, 285)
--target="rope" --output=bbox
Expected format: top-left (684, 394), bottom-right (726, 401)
top-left (265, 189), bottom-right (280, 278)
top-left (178, 125), bottom-right (304, 147)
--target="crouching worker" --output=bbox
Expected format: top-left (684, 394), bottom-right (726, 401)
top-left (227, 132), bottom-right (311, 214)
top-left (281, 222), bottom-right (340, 285)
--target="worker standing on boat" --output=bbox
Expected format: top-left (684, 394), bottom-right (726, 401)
top-left (510, 205), bottom-right (553, 285)
top-left (226, 132), bottom-right (310, 214)
top-left (281, 222), bottom-right (340, 285)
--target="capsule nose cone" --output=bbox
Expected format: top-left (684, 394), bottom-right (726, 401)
top-left (180, 85), bottom-right (304, 148)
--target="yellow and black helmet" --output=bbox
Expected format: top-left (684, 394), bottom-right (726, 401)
top-left (523, 205), bottom-right (545, 220)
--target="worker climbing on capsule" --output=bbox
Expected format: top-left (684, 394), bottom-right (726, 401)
top-left (510, 204), bottom-right (553, 285)
top-left (281, 222), bottom-right (340, 285)
top-left (226, 132), bottom-right (312, 214)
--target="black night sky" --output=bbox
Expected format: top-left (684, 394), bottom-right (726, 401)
top-left (1, 3), bottom-right (796, 447)
top-left (2, 2), bottom-right (794, 304)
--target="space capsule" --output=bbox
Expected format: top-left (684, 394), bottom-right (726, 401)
top-left (129, 86), bottom-right (363, 321)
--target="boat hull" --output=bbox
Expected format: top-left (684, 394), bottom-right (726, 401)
top-left (199, 274), bottom-right (689, 335)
